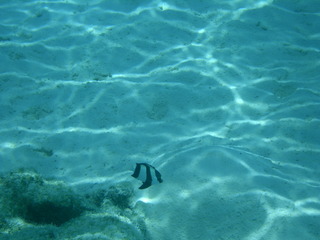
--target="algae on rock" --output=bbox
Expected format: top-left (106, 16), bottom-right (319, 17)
top-left (0, 169), bottom-right (85, 226)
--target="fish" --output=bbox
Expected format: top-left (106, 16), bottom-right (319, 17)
top-left (131, 163), bottom-right (163, 189)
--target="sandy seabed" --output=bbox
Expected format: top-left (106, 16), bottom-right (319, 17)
top-left (0, 0), bottom-right (320, 239)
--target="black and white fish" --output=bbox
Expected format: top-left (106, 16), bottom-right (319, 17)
top-left (131, 163), bottom-right (163, 189)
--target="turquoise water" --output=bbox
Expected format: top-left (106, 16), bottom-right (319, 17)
top-left (0, 0), bottom-right (320, 239)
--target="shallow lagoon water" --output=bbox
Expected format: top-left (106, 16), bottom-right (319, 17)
top-left (0, 0), bottom-right (320, 239)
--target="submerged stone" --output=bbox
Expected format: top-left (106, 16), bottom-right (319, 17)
top-left (0, 169), bottom-right (84, 226)
top-left (105, 182), bottom-right (134, 209)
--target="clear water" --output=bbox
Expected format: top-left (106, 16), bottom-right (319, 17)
top-left (0, 0), bottom-right (320, 239)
